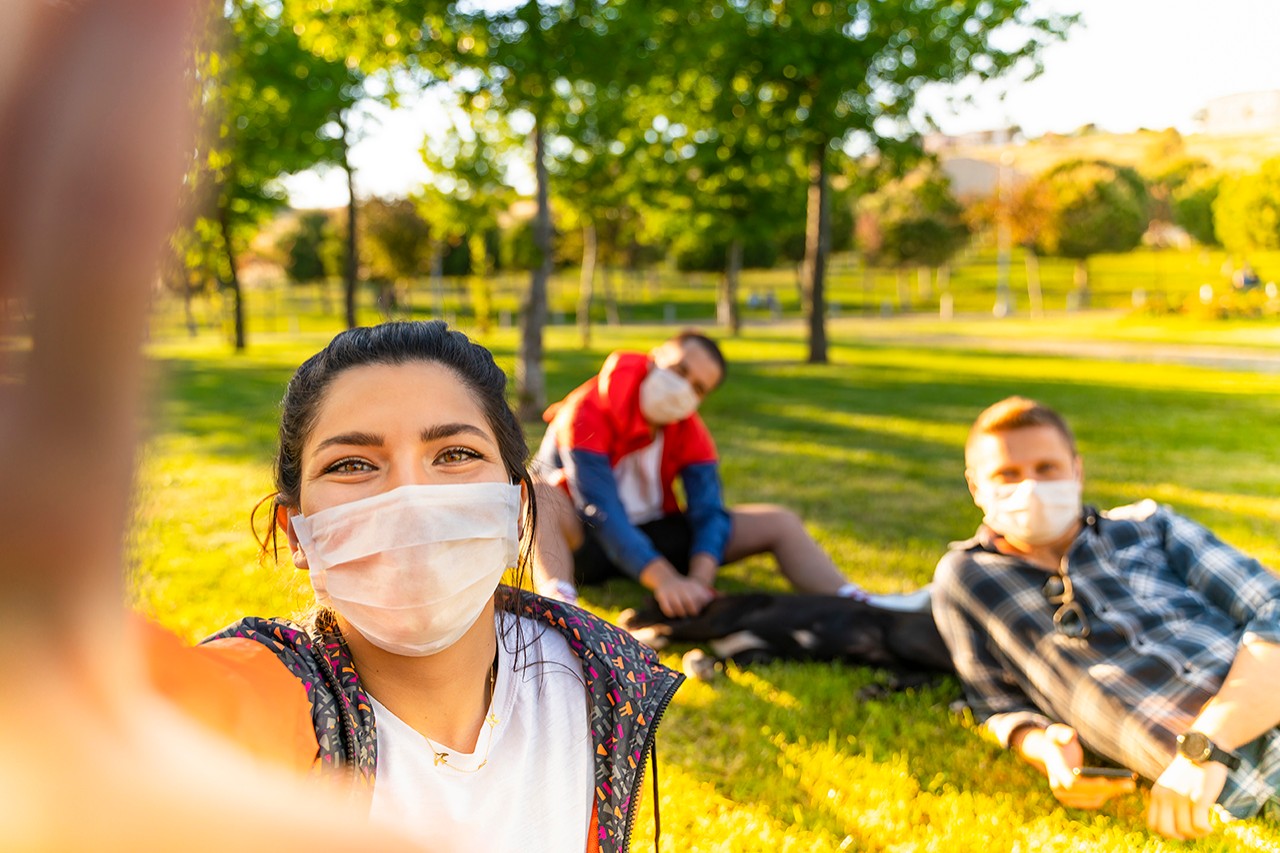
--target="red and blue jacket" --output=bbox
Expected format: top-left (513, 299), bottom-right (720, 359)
top-left (538, 351), bottom-right (732, 578)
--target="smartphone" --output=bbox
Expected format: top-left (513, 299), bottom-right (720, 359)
top-left (1073, 766), bottom-right (1137, 780)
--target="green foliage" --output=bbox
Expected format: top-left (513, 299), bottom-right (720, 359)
top-left (417, 120), bottom-right (515, 270)
top-left (1214, 157), bottom-right (1280, 255)
top-left (202, 0), bottom-right (363, 227)
top-left (1142, 157), bottom-right (1221, 247)
top-left (500, 217), bottom-right (563, 272)
top-left (1173, 172), bottom-right (1223, 247)
top-left (279, 211), bottom-right (342, 283)
top-left (1033, 160), bottom-right (1150, 260)
top-left (360, 198), bottom-right (431, 283)
top-left (857, 164), bottom-right (969, 268)
top-left (278, 0), bottom-right (461, 84)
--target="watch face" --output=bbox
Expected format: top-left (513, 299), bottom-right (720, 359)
top-left (1178, 732), bottom-right (1213, 762)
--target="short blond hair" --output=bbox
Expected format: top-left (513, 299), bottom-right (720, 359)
top-left (965, 396), bottom-right (1077, 459)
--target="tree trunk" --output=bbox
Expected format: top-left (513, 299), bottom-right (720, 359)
top-left (937, 264), bottom-right (951, 296)
top-left (603, 266), bottom-right (620, 326)
top-left (1073, 258), bottom-right (1090, 309)
top-left (802, 142), bottom-right (829, 363)
top-left (917, 266), bottom-right (932, 300)
top-left (468, 233), bottom-right (492, 334)
top-left (429, 242), bottom-right (445, 319)
top-left (182, 284), bottom-right (197, 337)
top-left (341, 124), bottom-right (358, 329)
top-left (896, 268), bottom-right (911, 312)
top-left (517, 118), bottom-right (551, 421)
top-left (216, 198), bottom-right (245, 352)
top-left (718, 238), bottom-right (743, 335)
top-left (1025, 251), bottom-right (1044, 318)
top-left (577, 221), bottom-right (596, 348)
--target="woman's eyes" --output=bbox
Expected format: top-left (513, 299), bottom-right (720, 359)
top-left (436, 446), bottom-right (483, 465)
top-left (322, 457), bottom-right (375, 475)
top-left (319, 447), bottom-right (484, 474)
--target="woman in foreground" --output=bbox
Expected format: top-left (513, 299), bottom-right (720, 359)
top-left (197, 321), bottom-right (683, 852)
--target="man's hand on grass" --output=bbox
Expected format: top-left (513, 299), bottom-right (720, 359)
top-left (1022, 724), bottom-right (1137, 810)
top-left (640, 557), bottom-right (715, 618)
top-left (1147, 754), bottom-right (1228, 840)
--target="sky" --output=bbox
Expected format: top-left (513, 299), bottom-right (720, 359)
top-left (284, 0), bottom-right (1280, 209)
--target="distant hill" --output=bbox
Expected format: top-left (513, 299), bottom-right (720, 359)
top-left (937, 127), bottom-right (1280, 197)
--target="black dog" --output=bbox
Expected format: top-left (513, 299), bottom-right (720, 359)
top-left (619, 590), bottom-right (954, 696)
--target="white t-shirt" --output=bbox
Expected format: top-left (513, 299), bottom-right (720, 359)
top-left (367, 614), bottom-right (594, 852)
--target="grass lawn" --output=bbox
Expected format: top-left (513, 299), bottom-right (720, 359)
top-left (130, 313), bottom-right (1280, 852)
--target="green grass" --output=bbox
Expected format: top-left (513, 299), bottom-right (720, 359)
top-left (129, 313), bottom-right (1280, 852)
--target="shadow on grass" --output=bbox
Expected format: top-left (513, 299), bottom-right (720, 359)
top-left (149, 356), bottom-right (294, 462)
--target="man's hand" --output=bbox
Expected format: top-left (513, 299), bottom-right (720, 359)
top-left (1147, 754), bottom-right (1228, 840)
top-left (688, 553), bottom-right (719, 588)
top-left (1020, 724), bottom-right (1136, 810)
top-left (639, 557), bottom-right (714, 618)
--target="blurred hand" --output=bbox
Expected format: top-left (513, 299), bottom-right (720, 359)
top-left (640, 557), bottom-right (715, 618)
top-left (0, 3), bottom-right (424, 851)
top-left (1029, 724), bottom-right (1137, 810)
top-left (1147, 754), bottom-right (1228, 840)
top-left (687, 553), bottom-right (719, 588)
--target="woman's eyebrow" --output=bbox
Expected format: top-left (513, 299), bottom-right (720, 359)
top-left (313, 431), bottom-right (384, 453)
top-left (421, 423), bottom-right (496, 447)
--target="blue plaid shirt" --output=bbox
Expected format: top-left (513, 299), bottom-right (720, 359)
top-left (932, 500), bottom-right (1280, 818)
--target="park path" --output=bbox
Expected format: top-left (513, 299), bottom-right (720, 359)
top-left (792, 315), bottom-right (1280, 374)
top-left (862, 333), bottom-right (1280, 373)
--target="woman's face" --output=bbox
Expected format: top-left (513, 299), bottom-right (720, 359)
top-left (295, 361), bottom-right (508, 518)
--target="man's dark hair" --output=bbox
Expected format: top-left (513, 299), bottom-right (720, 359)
top-left (672, 329), bottom-right (727, 384)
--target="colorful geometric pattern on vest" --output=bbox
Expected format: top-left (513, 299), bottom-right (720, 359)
top-left (203, 589), bottom-right (683, 853)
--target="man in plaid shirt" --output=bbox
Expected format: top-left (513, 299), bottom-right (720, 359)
top-left (932, 396), bottom-right (1280, 840)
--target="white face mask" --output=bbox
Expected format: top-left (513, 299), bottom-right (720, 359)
top-left (291, 482), bottom-right (521, 656)
top-left (976, 478), bottom-right (1082, 546)
top-left (639, 366), bottom-right (699, 425)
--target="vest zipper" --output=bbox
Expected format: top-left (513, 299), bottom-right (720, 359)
top-left (621, 674), bottom-right (681, 853)
top-left (310, 641), bottom-right (360, 784)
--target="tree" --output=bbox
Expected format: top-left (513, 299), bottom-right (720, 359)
top-left (1145, 157), bottom-right (1220, 248)
top-left (647, 1), bottom-right (1076, 361)
top-left (418, 116), bottom-right (516, 333)
top-left (1173, 173), bottom-right (1223, 248)
top-left (857, 163), bottom-right (968, 310)
top-left (279, 211), bottom-right (342, 284)
top-left (361, 198), bottom-right (432, 317)
top-left (1007, 178), bottom-right (1056, 316)
top-left (1214, 157), bottom-right (1280, 256)
top-left (637, 57), bottom-right (806, 337)
top-left (1032, 159), bottom-right (1148, 308)
top-left (452, 2), bottom-right (630, 420)
top-left (545, 77), bottom-right (655, 346)
top-left (184, 0), bottom-right (363, 350)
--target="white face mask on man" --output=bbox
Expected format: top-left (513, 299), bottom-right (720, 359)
top-left (976, 478), bottom-right (1082, 546)
top-left (639, 366), bottom-right (699, 425)
top-left (290, 482), bottom-right (521, 656)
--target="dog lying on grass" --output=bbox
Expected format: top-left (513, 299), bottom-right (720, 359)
top-left (618, 588), bottom-right (955, 696)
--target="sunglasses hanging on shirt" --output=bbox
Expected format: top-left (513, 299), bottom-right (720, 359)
top-left (1042, 572), bottom-right (1091, 639)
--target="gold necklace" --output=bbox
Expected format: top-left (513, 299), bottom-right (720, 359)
top-left (428, 653), bottom-right (500, 772)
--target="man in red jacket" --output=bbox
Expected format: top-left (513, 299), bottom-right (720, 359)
top-left (533, 331), bottom-right (870, 618)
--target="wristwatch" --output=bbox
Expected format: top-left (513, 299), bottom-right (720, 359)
top-left (1176, 731), bottom-right (1241, 770)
